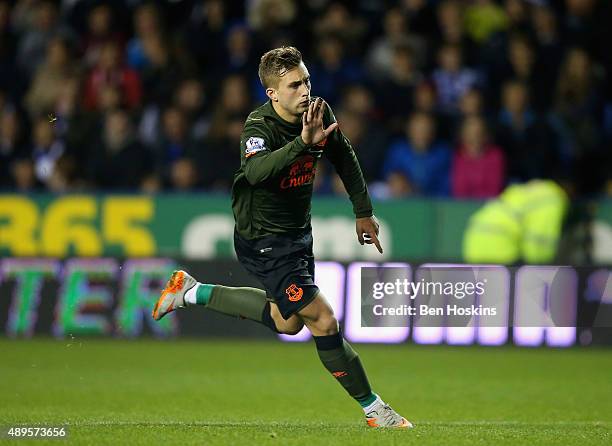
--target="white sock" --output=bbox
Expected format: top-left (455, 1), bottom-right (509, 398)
top-left (184, 284), bottom-right (200, 305)
top-left (363, 395), bottom-right (383, 413)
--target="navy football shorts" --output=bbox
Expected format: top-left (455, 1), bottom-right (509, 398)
top-left (234, 227), bottom-right (319, 319)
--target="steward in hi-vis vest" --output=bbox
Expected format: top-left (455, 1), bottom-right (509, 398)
top-left (463, 180), bottom-right (569, 264)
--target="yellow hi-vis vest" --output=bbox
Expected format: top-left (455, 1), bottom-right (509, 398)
top-left (463, 180), bottom-right (569, 264)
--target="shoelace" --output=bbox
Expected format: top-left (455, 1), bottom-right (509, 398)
top-left (366, 404), bottom-right (402, 426)
top-left (379, 405), bottom-right (403, 426)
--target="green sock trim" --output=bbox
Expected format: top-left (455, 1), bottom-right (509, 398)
top-left (357, 392), bottom-right (377, 408)
top-left (195, 284), bottom-right (214, 305)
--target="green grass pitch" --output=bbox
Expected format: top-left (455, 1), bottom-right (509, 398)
top-left (0, 339), bottom-right (610, 445)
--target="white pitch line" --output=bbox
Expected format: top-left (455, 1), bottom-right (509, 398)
top-left (46, 420), bottom-right (612, 428)
top-left (418, 421), bottom-right (611, 427)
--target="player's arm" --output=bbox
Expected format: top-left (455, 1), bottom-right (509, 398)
top-left (242, 100), bottom-right (337, 185)
top-left (241, 123), bottom-right (308, 185)
top-left (321, 103), bottom-right (372, 217)
top-left (322, 103), bottom-right (383, 253)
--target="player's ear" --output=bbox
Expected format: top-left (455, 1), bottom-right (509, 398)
top-left (266, 87), bottom-right (278, 102)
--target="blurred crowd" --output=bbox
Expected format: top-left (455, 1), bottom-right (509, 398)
top-left (0, 0), bottom-right (611, 198)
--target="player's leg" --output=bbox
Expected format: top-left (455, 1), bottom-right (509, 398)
top-left (297, 293), bottom-right (375, 403)
top-left (152, 228), bottom-right (308, 334)
top-left (183, 281), bottom-right (303, 335)
top-left (269, 301), bottom-right (304, 335)
top-left (298, 293), bottom-right (413, 428)
top-left (151, 271), bottom-right (302, 335)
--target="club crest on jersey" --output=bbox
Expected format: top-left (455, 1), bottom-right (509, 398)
top-left (245, 137), bottom-right (266, 158)
top-left (286, 284), bottom-right (303, 302)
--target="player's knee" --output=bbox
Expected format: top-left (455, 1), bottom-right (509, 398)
top-left (275, 316), bottom-right (304, 335)
top-left (299, 295), bottom-right (338, 335)
top-left (279, 322), bottom-right (304, 336)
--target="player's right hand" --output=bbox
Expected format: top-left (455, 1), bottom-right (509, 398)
top-left (356, 215), bottom-right (383, 254)
top-left (301, 97), bottom-right (338, 146)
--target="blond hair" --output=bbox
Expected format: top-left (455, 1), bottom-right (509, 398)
top-left (258, 46), bottom-right (302, 88)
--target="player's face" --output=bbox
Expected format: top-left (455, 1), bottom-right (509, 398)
top-left (274, 62), bottom-right (311, 117)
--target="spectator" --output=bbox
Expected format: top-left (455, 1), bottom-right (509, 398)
top-left (0, 109), bottom-right (27, 188)
top-left (126, 3), bottom-right (163, 71)
top-left (464, 0), bottom-right (508, 44)
top-left (225, 24), bottom-right (256, 75)
top-left (139, 34), bottom-right (184, 105)
top-left (413, 81), bottom-right (438, 115)
top-left (490, 34), bottom-right (549, 110)
top-left (335, 110), bottom-right (388, 183)
top-left (312, 2), bottom-right (366, 50)
top-left (248, 0), bottom-right (298, 51)
top-left (503, 0), bottom-right (530, 33)
top-left (365, 7), bottom-right (426, 81)
top-left (83, 41), bottom-right (142, 111)
top-left (386, 172), bottom-right (414, 198)
top-left (25, 36), bottom-right (80, 116)
top-left (154, 106), bottom-right (193, 183)
top-left (11, 157), bottom-right (40, 191)
top-left (496, 80), bottom-right (560, 182)
top-left (88, 109), bottom-right (151, 190)
top-left (451, 115), bottom-right (505, 198)
top-left (413, 80), bottom-right (454, 139)
top-left (459, 88), bottom-right (484, 118)
top-left (139, 77), bottom-right (210, 147)
top-left (432, 43), bottom-right (480, 116)
top-left (15, 0), bottom-right (61, 76)
top-left (223, 75), bottom-right (251, 115)
top-left (561, 0), bottom-right (599, 53)
top-left (195, 113), bottom-right (242, 191)
top-left (452, 88), bottom-right (487, 139)
top-left (382, 112), bottom-right (451, 196)
top-left (555, 48), bottom-right (603, 121)
top-left (339, 84), bottom-right (377, 119)
top-left (477, 0), bottom-right (530, 82)
top-left (47, 154), bottom-right (81, 192)
top-left (435, 0), bottom-right (464, 47)
top-left (31, 115), bottom-right (65, 186)
top-left (370, 171), bottom-right (414, 200)
top-left (54, 77), bottom-right (97, 167)
top-left (434, 0), bottom-right (477, 65)
top-left (173, 78), bottom-right (210, 141)
top-left (309, 35), bottom-right (364, 105)
top-left (169, 157), bottom-right (199, 191)
top-left (184, 0), bottom-right (227, 76)
top-left (531, 4), bottom-right (563, 104)
top-left (81, 3), bottom-right (124, 68)
top-left (375, 44), bottom-right (423, 133)
top-left (551, 47), bottom-right (604, 162)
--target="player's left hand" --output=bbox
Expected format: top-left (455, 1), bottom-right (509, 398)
top-left (356, 216), bottom-right (383, 254)
top-left (301, 97), bottom-right (338, 146)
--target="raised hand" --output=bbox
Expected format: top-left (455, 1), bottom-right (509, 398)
top-left (301, 97), bottom-right (338, 146)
